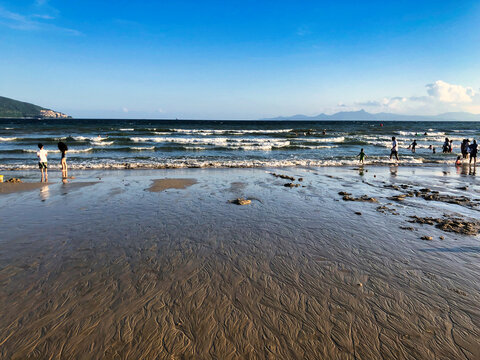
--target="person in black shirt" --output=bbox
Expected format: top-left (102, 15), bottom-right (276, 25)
top-left (469, 140), bottom-right (477, 167)
top-left (58, 142), bottom-right (68, 179)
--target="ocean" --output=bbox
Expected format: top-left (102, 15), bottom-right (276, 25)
top-left (0, 119), bottom-right (478, 170)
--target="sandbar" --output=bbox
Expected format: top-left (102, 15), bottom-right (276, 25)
top-left (0, 182), bottom-right (50, 195)
top-left (148, 178), bottom-right (197, 192)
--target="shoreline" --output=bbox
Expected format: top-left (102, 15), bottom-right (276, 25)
top-left (0, 157), bottom-right (471, 171)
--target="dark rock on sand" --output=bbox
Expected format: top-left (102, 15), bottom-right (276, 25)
top-left (402, 187), bottom-right (480, 208)
top-left (384, 184), bottom-right (401, 191)
top-left (338, 191), bottom-right (352, 196)
top-left (400, 226), bottom-right (415, 231)
top-left (409, 215), bottom-right (480, 235)
top-left (421, 236), bottom-right (433, 241)
top-left (6, 178), bottom-right (22, 183)
top-left (270, 173), bottom-right (295, 181)
top-left (388, 194), bottom-right (407, 201)
top-left (377, 205), bottom-right (399, 215)
top-left (342, 195), bottom-right (378, 203)
top-left (229, 198), bottom-right (252, 205)
top-left (284, 183), bottom-right (300, 188)
top-left (354, 211), bottom-right (362, 215)
top-left (421, 193), bottom-right (476, 208)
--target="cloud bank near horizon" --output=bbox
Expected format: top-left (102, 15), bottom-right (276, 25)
top-left (352, 80), bottom-right (480, 115)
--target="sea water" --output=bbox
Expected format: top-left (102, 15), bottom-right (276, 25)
top-left (0, 119), bottom-right (478, 170)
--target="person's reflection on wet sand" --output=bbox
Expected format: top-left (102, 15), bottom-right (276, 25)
top-left (458, 164), bottom-right (470, 176)
top-left (39, 185), bottom-right (50, 201)
top-left (389, 165), bottom-right (398, 177)
top-left (469, 165), bottom-right (476, 176)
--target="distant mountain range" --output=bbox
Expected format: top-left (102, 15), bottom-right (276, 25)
top-left (0, 96), bottom-right (70, 119)
top-left (262, 109), bottom-right (480, 121)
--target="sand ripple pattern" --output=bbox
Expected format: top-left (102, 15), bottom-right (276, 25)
top-left (0, 171), bottom-right (479, 359)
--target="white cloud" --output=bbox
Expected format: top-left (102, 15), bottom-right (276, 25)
top-left (122, 107), bottom-right (129, 113)
top-left (426, 80), bottom-right (477, 103)
top-left (353, 80), bottom-right (480, 115)
top-left (0, 4), bottom-right (80, 35)
top-left (32, 14), bottom-right (55, 20)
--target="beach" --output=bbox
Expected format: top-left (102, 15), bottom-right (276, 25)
top-left (0, 165), bottom-right (479, 359)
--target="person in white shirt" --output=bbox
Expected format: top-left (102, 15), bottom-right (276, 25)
top-left (390, 136), bottom-right (399, 161)
top-left (37, 143), bottom-right (48, 182)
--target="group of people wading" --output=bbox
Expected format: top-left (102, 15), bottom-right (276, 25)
top-left (388, 136), bottom-right (477, 167)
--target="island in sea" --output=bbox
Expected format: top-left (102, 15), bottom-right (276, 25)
top-left (0, 96), bottom-right (70, 119)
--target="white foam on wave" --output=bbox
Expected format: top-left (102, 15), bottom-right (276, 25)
top-left (428, 136), bottom-right (466, 142)
top-left (295, 136), bottom-right (345, 143)
top-left (130, 136), bottom-right (291, 148)
top-left (228, 145), bottom-right (276, 151)
top-left (91, 140), bottom-right (114, 146)
top-left (119, 128), bottom-right (134, 131)
top-left (130, 146), bottom-right (155, 151)
top-left (22, 148), bottom-right (93, 153)
top-left (170, 128), bottom-right (293, 135)
top-left (0, 137), bottom-right (17, 141)
top-left (0, 155), bottom-right (438, 171)
top-left (294, 145), bottom-right (337, 149)
top-left (397, 131), bottom-right (446, 136)
top-left (73, 136), bottom-right (109, 142)
top-left (452, 129), bottom-right (478, 133)
top-left (183, 146), bottom-right (206, 150)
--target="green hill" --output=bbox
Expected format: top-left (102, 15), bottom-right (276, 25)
top-left (0, 96), bottom-right (69, 118)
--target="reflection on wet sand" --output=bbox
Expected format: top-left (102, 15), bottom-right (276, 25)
top-left (39, 184), bottom-right (50, 201)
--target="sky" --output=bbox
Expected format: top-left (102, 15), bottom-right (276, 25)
top-left (0, 0), bottom-right (480, 119)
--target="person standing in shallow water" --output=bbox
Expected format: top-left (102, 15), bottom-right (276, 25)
top-left (442, 137), bottom-right (449, 153)
top-left (36, 143), bottom-right (48, 182)
top-left (58, 142), bottom-right (68, 179)
top-left (358, 148), bottom-right (366, 164)
top-left (461, 139), bottom-right (470, 159)
top-left (469, 140), bottom-right (477, 167)
top-left (410, 139), bottom-right (417, 153)
top-left (390, 136), bottom-right (399, 161)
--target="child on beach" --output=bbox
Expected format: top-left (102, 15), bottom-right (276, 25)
top-left (58, 142), bottom-right (68, 179)
top-left (390, 137), bottom-right (399, 161)
top-left (455, 156), bottom-right (462, 166)
top-left (358, 148), bottom-right (366, 164)
top-left (37, 143), bottom-right (48, 182)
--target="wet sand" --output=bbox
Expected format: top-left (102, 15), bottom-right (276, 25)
top-left (0, 182), bottom-right (49, 195)
top-left (0, 166), bottom-right (479, 359)
top-left (148, 178), bottom-right (197, 192)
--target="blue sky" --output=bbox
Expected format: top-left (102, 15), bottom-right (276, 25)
top-left (0, 0), bottom-right (479, 119)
